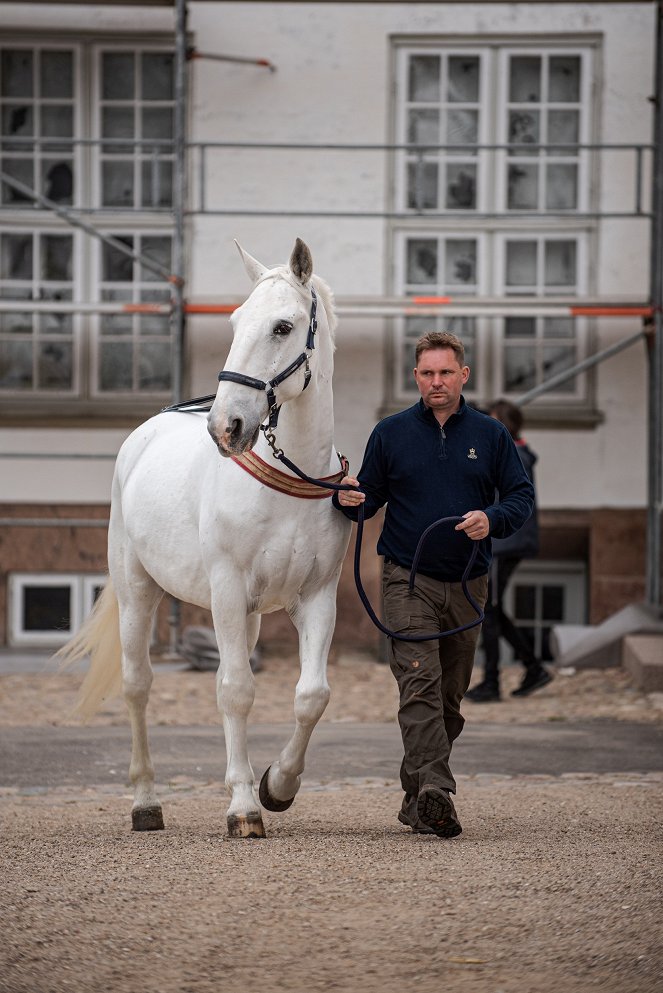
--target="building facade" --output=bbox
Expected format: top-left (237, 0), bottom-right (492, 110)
top-left (0, 1), bottom-right (657, 658)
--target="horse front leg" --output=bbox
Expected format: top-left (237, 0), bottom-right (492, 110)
top-left (259, 586), bottom-right (336, 812)
top-left (213, 600), bottom-right (265, 839)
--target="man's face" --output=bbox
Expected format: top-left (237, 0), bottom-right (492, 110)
top-left (413, 347), bottom-right (470, 414)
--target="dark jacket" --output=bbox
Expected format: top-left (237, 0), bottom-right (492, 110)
top-left (332, 397), bottom-right (535, 582)
top-left (490, 440), bottom-right (539, 559)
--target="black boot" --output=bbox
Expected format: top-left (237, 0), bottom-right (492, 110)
top-left (465, 680), bottom-right (500, 702)
top-left (511, 665), bottom-right (553, 697)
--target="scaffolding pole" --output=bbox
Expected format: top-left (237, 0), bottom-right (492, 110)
top-left (647, 0), bottom-right (663, 610)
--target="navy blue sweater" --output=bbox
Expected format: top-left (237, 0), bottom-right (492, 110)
top-left (332, 397), bottom-right (535, 582)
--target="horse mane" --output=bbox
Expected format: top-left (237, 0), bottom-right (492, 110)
top-left (311, 274), bottom-right (338, 343)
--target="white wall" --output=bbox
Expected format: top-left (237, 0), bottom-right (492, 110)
top-left (0, 2), bottom-right (656, 508)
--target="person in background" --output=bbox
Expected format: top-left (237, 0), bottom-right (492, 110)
top-left (333, 334), bottom-right (534, 838)
top-left (465, 399), bottom-right (553, 703)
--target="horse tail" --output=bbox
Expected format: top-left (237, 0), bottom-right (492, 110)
top-left (55, 579), bottom-right (122, 720)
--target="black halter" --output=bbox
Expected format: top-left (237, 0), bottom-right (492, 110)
top-left (217, 285), bottom-right (318, 429)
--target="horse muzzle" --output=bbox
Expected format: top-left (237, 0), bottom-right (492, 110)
top-left (207, 412), bottom-right (261, 456)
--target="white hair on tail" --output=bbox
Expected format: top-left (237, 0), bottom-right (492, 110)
top-left (54, 579), bottom-right (122, 720)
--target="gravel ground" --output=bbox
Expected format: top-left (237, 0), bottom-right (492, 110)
top-left (1, 653), bottom-right (662, 993)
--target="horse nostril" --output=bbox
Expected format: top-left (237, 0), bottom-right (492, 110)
top-left (229, 417), bottom-right (243, 446)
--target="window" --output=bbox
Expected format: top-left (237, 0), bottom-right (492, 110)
top-left (503, 561), bottom-right (586, 662)
top-left (98, 50), bottom-right (174, 209)
top-left (8, 572), bottom-right (106, 647)
top-left (0, 40), bottom-right (175, 413)
top-left (0, 229), bottom-right (76, 391)
top-left (392, 41), bottom-right (595, 415)
top-left (0, 46), bottom-right (76, 208)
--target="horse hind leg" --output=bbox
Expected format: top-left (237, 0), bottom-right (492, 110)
top-left (116, 571), bottom-right (164, 831)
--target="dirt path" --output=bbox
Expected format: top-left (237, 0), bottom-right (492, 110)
top-left (1, 655), bottom-right (661, 993)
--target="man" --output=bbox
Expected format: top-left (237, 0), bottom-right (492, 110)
top-left (466, 399), bottom-right (553, 703)
top-left (333, 332), bottom-right (534, 837)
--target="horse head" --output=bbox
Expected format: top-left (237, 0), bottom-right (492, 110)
top-left (208, 238), bottom-right (320, 457)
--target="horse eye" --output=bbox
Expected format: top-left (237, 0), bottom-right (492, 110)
top-left (273, 321), bottom-right (293, 336)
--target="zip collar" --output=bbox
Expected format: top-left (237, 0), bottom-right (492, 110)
top-left (415, 394), bottom-right (467, 427)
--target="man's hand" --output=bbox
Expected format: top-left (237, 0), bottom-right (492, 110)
top-left (337, 476), bottom-right (365, 507)
top-left (455, 510), bottom-right (490, 540)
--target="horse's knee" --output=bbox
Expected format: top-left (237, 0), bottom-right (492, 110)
top-left (217, 668), bottom-right (255, 715)
top-left (123, 668), bottom-right (152, 706)
top-left (294, 683), bottom-right (329, 725)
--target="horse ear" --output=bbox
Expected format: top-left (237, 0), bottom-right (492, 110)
top-left (289, 238), bottom-right (313, 284)
top-left (234, 240), bottom-right (268, 284)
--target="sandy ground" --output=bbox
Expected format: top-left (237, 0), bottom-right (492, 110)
top-left (1, 653), bottom-right (662, 993)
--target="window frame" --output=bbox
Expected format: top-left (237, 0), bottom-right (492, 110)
top-left (8, 571), bottom-right (106, 647)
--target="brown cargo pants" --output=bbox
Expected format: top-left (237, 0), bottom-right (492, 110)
top-left (382, 559), bottom-right (488, 798)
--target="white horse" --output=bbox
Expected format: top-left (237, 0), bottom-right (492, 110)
top-left (58, 238), bottom-right (351, 838)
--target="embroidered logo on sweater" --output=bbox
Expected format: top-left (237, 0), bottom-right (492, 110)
top-left (467, 448), bottom-right (478, 460)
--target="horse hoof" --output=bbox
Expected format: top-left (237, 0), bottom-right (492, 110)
top-left (259, 766), bottom-right (296, 813)
top-left (132, 805), bottom-right (165, 831)
top-left (227, 812), bottom-right (266, 839)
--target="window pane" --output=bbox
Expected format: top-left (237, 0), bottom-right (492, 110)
top-left (102, 161), bottom-right (134, 207)
top-left (0, 339), bottom-right (33, 388)
top-left (542, 584), bottom-right (565, 621)
top-left (142, 107), bottom-right (173, 141)
top-left (504, 346), bottom-right (536, 392)
top-left (542, 345), bottom-right (576, 391)
top-left (141, 159), bottom-right (172, 208)
top-left (141, 53), bottom-right (174, 100)
top-left (546, 163), bottom-right (577, 209)
top-left (544, 241), bottom-right (576, 286)
top-left (1, 158), bottom-right (34, 203)
top-left (445, 163), bottom-right (476, 209)
top-left (506, 241), bottom-right (537, 286)
top-left (514, 584), bottom-right (536, 619)
top-left (0, 312), bottom-right (33, 334)
top-left (103, 238), bottom-right (133, 281)
top-left (2, 104), bottom-right (33, 140)
top-left (509, 56), bottom-right (541, 103)
top-left (100, 341), bottom-right (133, 390)
top-left (407, 109), bottom-right (439, 146)
top-left (139, 340), bottom-right (170, 389)
top-left (445, 239), bottom-right (476, 286)
top-left (40, 303), bottom-right (73, 336)
top-left (102, 106), bottom-right (135, 147)
top-left (2, 50), bottom-right (33, 98)
top-left (41, 106), bottom-right (74, 139)
top-left (406, 239), bottom-right (437, 284)
top-left (23, 585), bottom-right (70, 630)
top-left (140, 237), bottom-right (171, 282)
top-left (408, 55), bottom-right (440, 102)
top-left (509, 110), bottom-right (539, 149)
top-left (1, 233), bottom-right (32, 279)
top-left (406, 161), bottom-right (438, 209)
top-left (100, 286), bottom-right (132, 335)
top-left (42, 235), bottom-right (72, 281)
top-left (447, 56), bottom-right (479, 102)
top-left (42, 160), bottom-right (73, 203)
top-left (549, 56), bottom-right (580, 103)
top-left (40, 51), bottom-right (73, 99)
top-left (505, 317), bottom-right (536, 338)
top-left (548, 110), bottom-right (579, 153)
top-left (508, 163), bottom-right (538, 209)
top-left (543, 316), bottom-right (574, 339)
top-left (447, 109), bottom-right (478, 146)
top-left (38, 341), bottom-right (72, 389)
top-left (102, 53), bottom-right (134, 100)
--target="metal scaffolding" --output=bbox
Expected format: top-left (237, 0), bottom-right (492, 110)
top-left (0, 0), bottom-right (661, 613)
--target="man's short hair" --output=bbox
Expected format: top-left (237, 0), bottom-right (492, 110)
top-left (490, 398), bottom-right (523, 439)
top-left (415, 331), bottom-right (466, 366)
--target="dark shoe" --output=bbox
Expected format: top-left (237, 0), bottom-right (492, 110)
top-left (465, 680), bottom-right (500, 703)
top-left (397, 810), bottom-right (436, 835)
top-left (416, 785), bottom-right (462, 838)
top-left (511, 665), bottom-right (554, 697)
